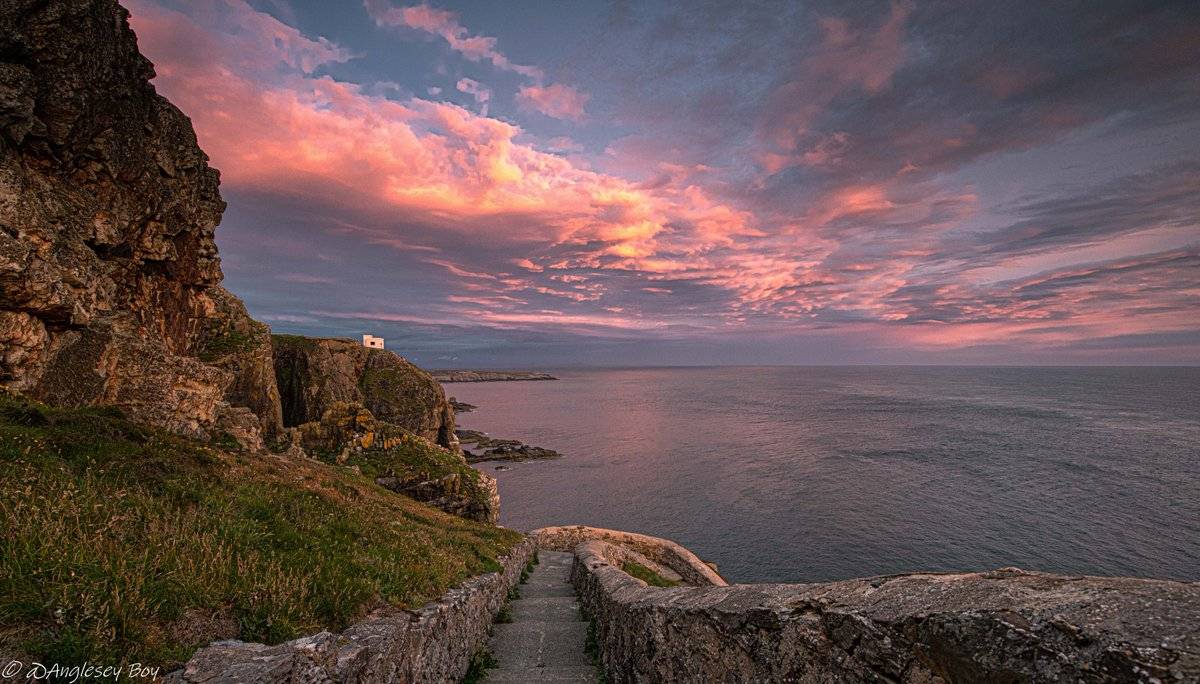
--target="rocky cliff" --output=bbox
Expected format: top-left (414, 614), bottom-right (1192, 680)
top-left (273, 335), bottom-right (456, 448)
top-left (270, 336), bottom-right (499, 521)
top-left (0, 0), bottom-right (282, 446)
top-left (290, 401), bottom-right (498, 523)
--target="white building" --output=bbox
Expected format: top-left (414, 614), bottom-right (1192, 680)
top-left (363, 334), bottom-right (384, 349)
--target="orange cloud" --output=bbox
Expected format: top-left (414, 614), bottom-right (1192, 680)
top-left (124, 0), bottom-right (1194, 356)
top-left (127, 1), bottom-right (770, 291)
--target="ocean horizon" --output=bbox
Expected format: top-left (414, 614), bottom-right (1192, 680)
top-left (450, 365), bottom-right (1200, 584)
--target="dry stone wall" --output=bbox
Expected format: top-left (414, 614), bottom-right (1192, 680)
top-left (533, 525), bottom-right (726, 586)
top-left (572, 539), bottom-right (1200, 683)
top-left (169, 538), bottom-right (535, 683)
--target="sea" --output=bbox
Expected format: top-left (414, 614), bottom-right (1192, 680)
top-left (446, 366), bottom-right (1200, 584)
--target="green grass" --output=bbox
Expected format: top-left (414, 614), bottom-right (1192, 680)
top-left (462, 647), bottom-right (498, 684)
top-left (0, 393), bottom-right (520, 671)
top-left (320, 427), bottom-right (494, 514)
top-left (196, 328), bottom-right (258, 362)
top-left (493, 603), bottom-right (513, 624)
top-left (270, 333), bottom-right (320, 352)
top-left (579, 603), bottom-right (609, 684)
top-left (621, 561), bottom-right (680, 588)
top-left (357, 352), bottom-right (445, 434)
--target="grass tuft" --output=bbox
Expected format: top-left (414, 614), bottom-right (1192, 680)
top-left (462, 647), bottom-right (498, 684)
top-left (621, 561), bottom-right (680, 588)
top-left (493, 603), bottom-right (513, 624)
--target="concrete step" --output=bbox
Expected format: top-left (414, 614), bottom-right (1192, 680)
top-left (511, 596), bottom-right (582, 622)
top-left (519, 583), bottom-right (578, 598)
top-left (489, 621), bottom-right (592, 668)
top-left (484, 550), bottom-right (597, 682)
top-left (484, 665), bottom-right (597, 682)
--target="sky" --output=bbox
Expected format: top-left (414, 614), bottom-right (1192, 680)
top-left (123, 0), bottom-right (1200, 367)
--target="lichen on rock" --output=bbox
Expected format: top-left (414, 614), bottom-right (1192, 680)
top-left (294, 401), bottom-right (497, 523)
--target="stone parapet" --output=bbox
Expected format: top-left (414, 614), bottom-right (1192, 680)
top-left (571, 538), bottom-right (1200, 683)
top-left (532, 525), bottom-right (726, 586)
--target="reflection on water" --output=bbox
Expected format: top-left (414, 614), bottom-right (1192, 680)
top-left (448, 367), bottom-right (1200, 583)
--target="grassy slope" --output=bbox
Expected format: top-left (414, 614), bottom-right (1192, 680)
top-left (0, 394), bottom-right (520, 669)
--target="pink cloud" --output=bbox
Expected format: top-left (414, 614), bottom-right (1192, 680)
top-left (122, 0), bottom-right (1194, 354)
top-left (364, 0), bottom-right (543, 79)
top-left (517, 83), bottom-right (589, 121)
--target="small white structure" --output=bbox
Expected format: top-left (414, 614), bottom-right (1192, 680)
top-left (363, 334), bottom-right (384, 349)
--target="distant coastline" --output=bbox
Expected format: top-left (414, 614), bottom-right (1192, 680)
top-left (432, 370), bottom-right (558, 382)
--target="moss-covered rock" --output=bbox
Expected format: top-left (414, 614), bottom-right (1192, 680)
top-left (195, 288), bottom-right (284, 440)
top-left (295, 402), bottom-right (498, 523)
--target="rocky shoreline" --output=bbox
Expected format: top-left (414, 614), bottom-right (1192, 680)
top-left (456, 429), bottom-right (562, 464)
top-left (431, 370), bottom-right (557, 382)
top-left (447, 397), bottom-right (476, 413)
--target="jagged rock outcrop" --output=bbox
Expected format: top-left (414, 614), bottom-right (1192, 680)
top-left (295, 402), bottom-right (498, 523)
top-left (456, 428), bottom-right (562, 463)
top-left (273, 335), bottom-right (455, 448)
top-left (0, 0), bottom-right (282, 445)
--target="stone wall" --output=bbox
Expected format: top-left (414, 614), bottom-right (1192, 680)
top-left (169, 538), bottom-right (535, 683)
top-left (572, 539), bottom-right (1200, 683)
top-left (533, 525), bottom-right (726, 586)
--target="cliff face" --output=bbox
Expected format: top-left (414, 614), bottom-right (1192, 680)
top-left (272, 336), bottom-right (455, 448)
top-left (0, 0), bottom-right (282, 443)
top-left (271, 336), bottom-right (497, 521)
top-left (0, 0), bottom-right (489, 525)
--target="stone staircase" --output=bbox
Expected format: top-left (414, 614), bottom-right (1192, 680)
top-left (484, 551), bottom-right (598, 682)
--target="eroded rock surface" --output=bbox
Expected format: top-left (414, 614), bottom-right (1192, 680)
top-left (0, 0), bottom-right (281, 445)
top-left (457, 428), bottom-right (562, 463)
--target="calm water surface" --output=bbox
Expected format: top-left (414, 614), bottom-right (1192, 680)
top-left (446, 367), bottom-right (1200, 583)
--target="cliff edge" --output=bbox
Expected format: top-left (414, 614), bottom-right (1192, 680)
top-left (0, 0), bottom-right (282, 446)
